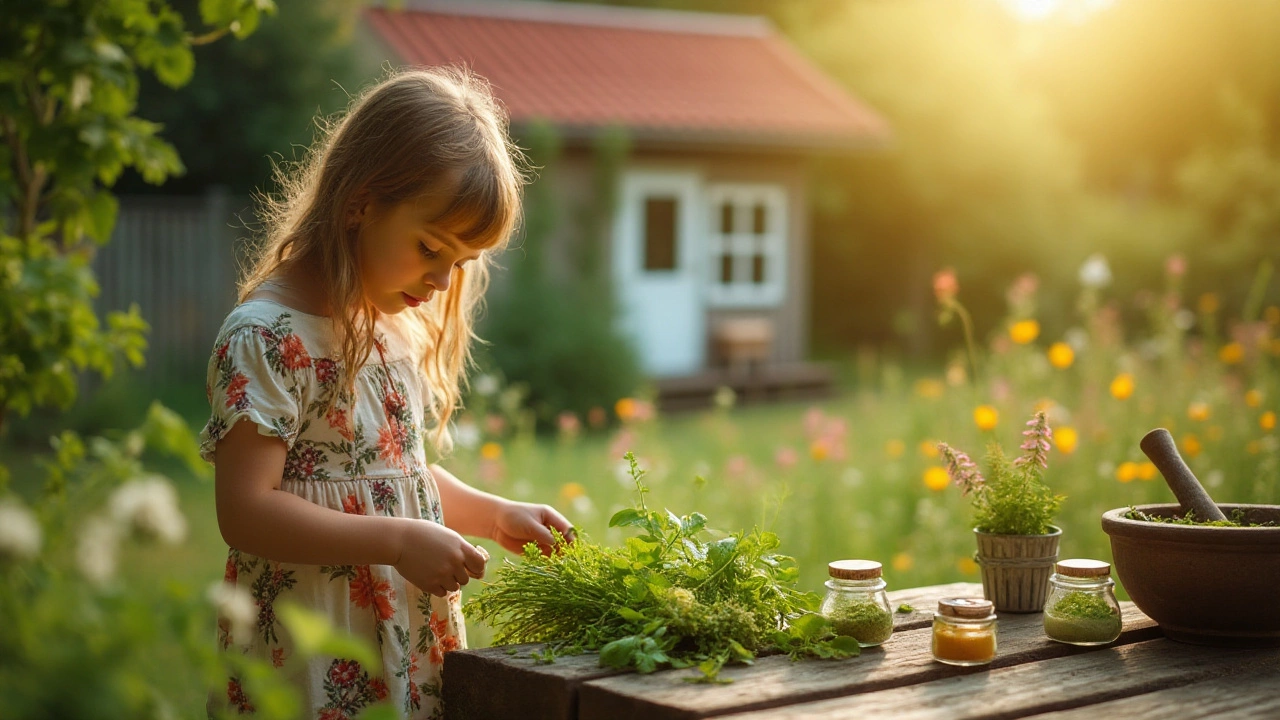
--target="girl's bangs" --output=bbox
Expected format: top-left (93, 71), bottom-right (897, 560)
top-left (431, 161), bottom-right (517, 250)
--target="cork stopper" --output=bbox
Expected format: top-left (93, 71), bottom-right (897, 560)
top-left (828, 559), bottom-right (883, 580)
top-left (937, 597), bottom-right (994, 619)
top-left (1055, 558), bottom-right (1111, 578)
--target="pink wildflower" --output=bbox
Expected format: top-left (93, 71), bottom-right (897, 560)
top-left (938, 442), bottom-right (985, 495)
top-left (933, 268), bottom-right (959, 304)
top-left (1014, 411), bottom-right (1053, 469)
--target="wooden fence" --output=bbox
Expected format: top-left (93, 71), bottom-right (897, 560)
top-left (93, 191), bottom-right (254, 381)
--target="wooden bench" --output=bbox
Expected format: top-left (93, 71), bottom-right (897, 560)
top-left (443, 582), bottom-right (1280, 719)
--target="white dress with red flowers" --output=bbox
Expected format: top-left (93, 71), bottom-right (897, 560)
top-left (200, 300), bottom-right (464, 720)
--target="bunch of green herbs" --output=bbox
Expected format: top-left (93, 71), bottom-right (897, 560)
top-left (939, 411), bottom-right (1064, 535)
top-left (466, 453), bottom-right (860, 682)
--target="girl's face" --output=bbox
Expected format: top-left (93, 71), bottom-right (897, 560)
top-left (355, 189), bottom-right (484, 316)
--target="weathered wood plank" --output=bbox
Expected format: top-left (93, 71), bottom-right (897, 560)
top-left (1020, 664), bottom-right (1280, 720)
top-left (442, 582), bottom-right (979, 720)
top-left (442, 644), bottom-right (625, 720)
top-left (717, 640), bottom-right (1280, 720)
top-left (577, 602), bottom-right (1159, 720)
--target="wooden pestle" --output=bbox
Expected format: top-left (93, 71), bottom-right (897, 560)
top-left (1139, 428), bottom-right (1228, 522)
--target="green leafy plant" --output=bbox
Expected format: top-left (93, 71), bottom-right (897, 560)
top-left (938, 411), bottom-right (1064, 535)
top-left (1122, 507), bottom-right (1275, 527)
top-left (467, 452), bottom-right (860, 682)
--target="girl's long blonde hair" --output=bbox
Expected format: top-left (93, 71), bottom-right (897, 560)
top-left (241, 66), bottom-right (526, 455)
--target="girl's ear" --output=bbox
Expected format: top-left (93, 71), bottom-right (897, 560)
top-left (347, 190), bottom-right (372, 229)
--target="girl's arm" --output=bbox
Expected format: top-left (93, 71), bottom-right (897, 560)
top-left (431, 463), bottom-right (574, 554)
top-left (215, 420), bottom-right (484, 595)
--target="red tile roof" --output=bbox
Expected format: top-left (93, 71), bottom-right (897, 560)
top-left (365, 1), bottom-right (889, 149)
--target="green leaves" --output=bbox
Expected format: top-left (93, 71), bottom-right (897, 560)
top-left (277, 603), bottom-right (381, 675)
top-left (469, 455), bottom-right (859, 683)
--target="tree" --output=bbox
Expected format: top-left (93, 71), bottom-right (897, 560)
top-left (0, 0), bottom-right (274, 432)
top-left (122, 0), bottom-right (373, 195)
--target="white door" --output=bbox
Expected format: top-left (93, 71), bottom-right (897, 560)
top-left (613, 169), bottom-right (705, 376)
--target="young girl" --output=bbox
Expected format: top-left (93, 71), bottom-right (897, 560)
top-left (200, 67), bottom-right (573, 719)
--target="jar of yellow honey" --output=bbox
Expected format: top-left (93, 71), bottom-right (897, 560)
top-left (932, 597), bottom-right (997, 666)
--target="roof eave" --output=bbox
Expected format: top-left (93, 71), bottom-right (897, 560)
top-left (511, 121), bottom-right (892, 156)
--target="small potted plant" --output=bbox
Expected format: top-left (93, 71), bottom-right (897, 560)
top-left (939, 410), bottom-right (1065, 613)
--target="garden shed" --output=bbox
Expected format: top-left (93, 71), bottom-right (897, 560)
top-left (363, 0), bottom-right (889, 406)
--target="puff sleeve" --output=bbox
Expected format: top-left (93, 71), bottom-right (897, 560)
top-left (199, 325), bottom-right (307, 463)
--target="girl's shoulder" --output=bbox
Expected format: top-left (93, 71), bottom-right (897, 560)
top-left (213, 299), bottom-right (335, 351)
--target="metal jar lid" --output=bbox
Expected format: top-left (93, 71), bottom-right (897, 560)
top-left (1054, 558), bottom-right (1111, 578)
top-left (828, 559), bottom-right (883, 580)
top-left (937, 597), bottom-right (995, 618)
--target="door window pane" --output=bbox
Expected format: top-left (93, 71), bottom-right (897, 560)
top-left (720, 253), bottom-right (734, 284)
top-left (643, 197), bottom-right (677, 271)
top-left (752, 204), bottom-right (767, 234)
top-left (721, 203), bottom-right (735, 234)
top-left (752, 254), bottom-right (766, 284)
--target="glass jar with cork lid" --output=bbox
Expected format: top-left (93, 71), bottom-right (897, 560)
top-left (1043, 558), bottom-right (1122, 646)
top-left (819, 560), bottom-right (894, 647)
top-left (932, 597), bottom-right (998, 666)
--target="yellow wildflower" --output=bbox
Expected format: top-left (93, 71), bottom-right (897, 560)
top-left (1262, 411), bottom-right (1277, 432)
top-left (1187, 402), bottom-right (1210, 422)
top-left (1245, 389), bottom-right (1264, 408)
top-left (974, 405), bottom-right (999, 431)
top-left (914, 378), bottom-right (946, 399)
top-left (1116, 462), bottom-right (1140, 483)
top-left (1137, 462), bottom-right (1158, 481)
top-left (1047, 342), bottom-right (1074, 369)
top-left (480, 442), bottom-right (503, 460)
top-left (956, 557), bottom-right (979, 575)
top-left (1219, 343), bottom-right (1244, 365)
top-left (924, 467), bottom-right (950, 491)
top-left (809, 440), bottom-right (830, 462)
top-left (558, 482), bottom-right (587, 502)
top-left (885, 439), bottom-right (906, 459)
top-left (614, 397), bottom-right (637, 421)
top-left (892, 552), bottom-right (914, 572)
top-left (1181, 434), bottom-right (1203, 458)
top-left (919, 440), bottom-right (940, 459)
top-left (1009, 320), bottom-right (1040, 345)
top-left (1198, 293), bottom-right (1219, 314)
top-left (1055, 426), bottom-right (1079, 455)
top-left (1110, 374), bottom-right (1135, 401)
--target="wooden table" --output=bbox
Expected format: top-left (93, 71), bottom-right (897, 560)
top-left (443, 582), bottom-right (1280, 719)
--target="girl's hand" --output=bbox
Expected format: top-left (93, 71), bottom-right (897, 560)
top-left (393, 519), bottom-right (488, 597)
top-left (491, 500), bottom-right (574, 555)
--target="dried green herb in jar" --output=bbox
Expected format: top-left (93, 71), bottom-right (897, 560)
top-left (829, 600), bottom-right (894, 645)
top-left (1043, 590), bottom-right (1121, 644)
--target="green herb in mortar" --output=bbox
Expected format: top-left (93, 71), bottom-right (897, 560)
top-left (1122, 507), bottom-right (1275, 527)
top-left (1043, 591), bottom-right (1121, 644)
top-left (828, 601), bottom-right (893, 645)
top-left (468, 453), bottom-right (861, 682)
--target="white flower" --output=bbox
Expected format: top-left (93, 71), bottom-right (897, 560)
top-left (1174, 309), bottom-right (1196, 331)
top-left (454, 419), bottom-right (481, 450)
top-left (1064, 327), bottom-right (1089, 351)
top-left (713, 385), bottom-right (736, 410)
top-left (571, 494), bottom-right (595, 518)
top-left (77, 515), bottom-right (121, 587)
top-left (1078, 253), bottom-right (1112, 289)
top-left (0, 499), bottom-right (42, 560)
top-left (510, 478), bottom-right (533, 499)
top-left (473, 374), bottom-right (500, 397)
top-left (109, 475), bottom-right (187, 544)
top-left (840, 467), bottom-right (864, 488)
top-left (615, 460), bottom-right (636, 487)
top-left (207, 582), bottom-right (258, 640)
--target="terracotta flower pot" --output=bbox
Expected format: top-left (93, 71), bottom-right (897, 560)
top-left (974, 526), bottom-right (1062, 613)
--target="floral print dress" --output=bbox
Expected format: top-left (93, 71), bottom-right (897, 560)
top-left (200, 300), bottom-right (464, 720)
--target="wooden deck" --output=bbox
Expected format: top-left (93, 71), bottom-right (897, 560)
top-left (654, 362), bottom-right (835, 412)
top-left (442, 582), bottom-right (1280, 719)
